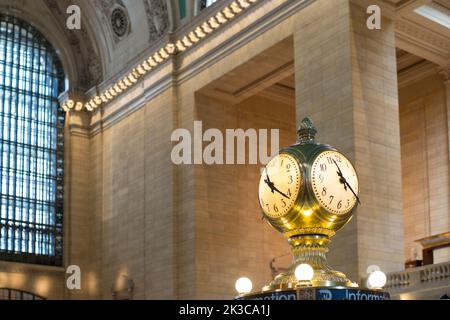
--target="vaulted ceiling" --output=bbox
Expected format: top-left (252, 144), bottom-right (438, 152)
top-left (0, 0), bottom-right (173, 91)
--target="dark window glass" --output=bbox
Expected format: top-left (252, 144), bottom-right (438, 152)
top-left (179, 0), bottom-right (187, 18)
top-left (0, 14), bottom-right (64, 266)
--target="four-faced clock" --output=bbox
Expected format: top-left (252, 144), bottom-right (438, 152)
top-left (258, 154), bottom-right (302, 218)
top-left (255, 118), bottom-right (363, 291)
top-left (311, 150), bottom-right (360, 215)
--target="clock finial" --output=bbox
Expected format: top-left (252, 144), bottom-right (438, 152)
top-left (297, 117), bottom-right (317, 144)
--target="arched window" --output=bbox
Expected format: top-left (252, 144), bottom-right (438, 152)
top-left (0, 14), bottom-right (64, 266)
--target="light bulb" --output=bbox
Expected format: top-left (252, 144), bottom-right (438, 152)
top-left (295, 264), bottom-right (314, 281)
top-left (367, 270), bottom-right (387, 289)
top-left (235, 277), bottom-right (252, 295)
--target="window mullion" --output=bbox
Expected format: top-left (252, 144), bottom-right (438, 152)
top-left (5, 19), bottom-right (15, 253)
top-left (13, 21), bottom-right (23, 254)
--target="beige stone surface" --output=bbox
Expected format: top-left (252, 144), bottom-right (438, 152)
top-left (400, 74), bottom-right (450, 263)
top-left (4, 0), bottom-right (450, 300)
top-left (295, 0), bottom-right (404, 281)
top-left (194, 93), bottom-right (295, 299)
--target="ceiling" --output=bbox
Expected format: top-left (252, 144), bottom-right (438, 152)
top-left (198, 37), bottom-right (295, 105)
top-left (385, 0), bottom-right (450, 69)
top-left (0, 0), bottom-right (447, 95)
top-left (0, 0), bottom-right (173, 90)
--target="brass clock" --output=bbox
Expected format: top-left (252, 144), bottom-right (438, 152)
top-left (258, 154), bottom-right (302, 219)
top-left (258, 117), bottom-right (360, 289)
top-left (310, 150), bottom-right (359, 216)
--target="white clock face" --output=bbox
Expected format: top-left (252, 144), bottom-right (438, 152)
top-left (259, 154), bottom-right (302, 219)
top-left (311, 151), bottom-right (359, 215)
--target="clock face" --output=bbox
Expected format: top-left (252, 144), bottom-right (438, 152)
top-left (311, 151), bottom-right (359, 215)
top-left (259, 154), bottom-right (302, 219)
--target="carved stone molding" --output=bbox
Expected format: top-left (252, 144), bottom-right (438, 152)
top-left (397, 18), bottom-right (450, 54)
top-left (95, 0), bottom-right (131, 42)
top-left (143, 0), bottom-right (170, 43)
top-left (395, 2), bottom-right (450, 68)
top-left (43, 0), bottom-right (103, 87)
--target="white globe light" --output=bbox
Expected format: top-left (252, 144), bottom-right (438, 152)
top-left (295, 264), bottom-right (314, 281)
top-left (235, 277), bottom-right (253, 295)
top-left (367, 270), bottom-right (387, 289)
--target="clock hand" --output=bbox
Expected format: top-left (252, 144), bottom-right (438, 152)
top-left (332, 159), bottom-right (348, 190)
top-left (337, 171), bottom-right (348, 191)
top-left (264, 172), bottom-right (276, 193)
top-left (332, 159), bottom-right (361, 205)
top-left (332, 159), bottom-right (344, 176)
top-left (264, 171), bottom-right (290, 199)
top-left (344, 180), bottom-right (361, 205)
top-left (272, 185), bottom-right (291, 200)
top-left (265, 171), bottom-right (272, 183)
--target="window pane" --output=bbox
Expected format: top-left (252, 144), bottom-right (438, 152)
top-left (0, 14), bottom-right (64, 266)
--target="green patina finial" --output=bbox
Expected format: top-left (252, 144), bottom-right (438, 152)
top-left (297, 117), bottom-right (317, 144)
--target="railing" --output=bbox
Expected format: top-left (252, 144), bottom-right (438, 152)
top-left (385, 271), bottom-right (410, 290)
top-left (420, 263), bottom-right (450, 282)
top-left (383, 261), bottom-right (450, 299)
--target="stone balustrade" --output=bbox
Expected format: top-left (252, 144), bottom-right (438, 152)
top-left (383, 262), bottom-right (450, 299)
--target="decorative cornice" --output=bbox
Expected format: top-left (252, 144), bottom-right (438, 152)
top-left (61, 0), bottom-right (260, 113)
top-left (397, 18), bottom-right (450, 54)
top-left (89, 72), bottom-right (174, 136)
top-left (396, 16), bottom-right (450, 67)
top-left (176, 0), bottom-right (312, 86)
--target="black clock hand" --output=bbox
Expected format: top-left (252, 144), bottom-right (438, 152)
top-left (332, 159), bottom-right (361, 205)
top-left (332, 159), bottom-right (343, 176)
top-left (332, 159), bottom-right (347, 191)
top-left (272, 185), bottom-right (290, 200)
top-left (264, 171), bottom-right (290, 199)
top-left (264, 172), bottom-right (275, 193)
top-left (344, 180), bottom-right (361, 205)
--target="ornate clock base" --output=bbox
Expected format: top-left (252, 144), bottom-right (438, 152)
top-left (263, 235), bottom-right (356, 291)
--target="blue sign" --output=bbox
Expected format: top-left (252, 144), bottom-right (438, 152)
top-left (238, 288), bottom-right (390, 300)
top-left (315, 288), bottom-right (390, 300)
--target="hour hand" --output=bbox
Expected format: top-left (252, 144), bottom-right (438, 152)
top-left (264, 172), bottom-right (275, 193)
top-left (336, 171), bottom-right (348, 191)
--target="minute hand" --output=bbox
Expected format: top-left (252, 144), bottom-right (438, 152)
top-left (344, 180), bottom-right (361, 205)
top-left (272, 185), bottom-right (290, 200)
top-left (332, 159), bottom-right (361, 205)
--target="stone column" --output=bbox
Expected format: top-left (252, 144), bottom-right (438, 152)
top-left (294, 0), bottom-right (404, 282)
top-left (65, 111), bottom-right (99, 299)
top-left (440, 68), bottom-right (450, 166)
top-left (439, 67), bottom-right (450, 263)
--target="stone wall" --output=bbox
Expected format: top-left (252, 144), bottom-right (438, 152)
top-left (400, 74), bottom-right (450, 263)
top-left (194, 93), bottom-right (296, 299)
